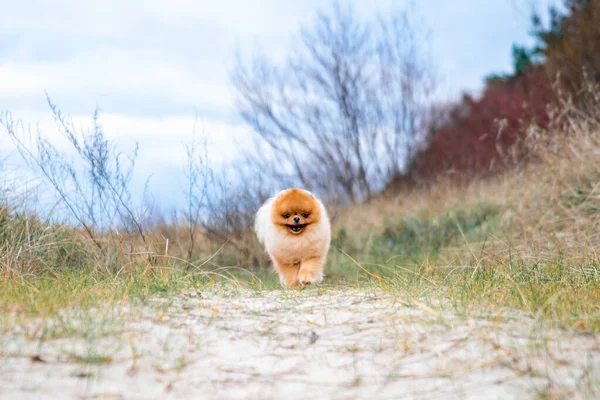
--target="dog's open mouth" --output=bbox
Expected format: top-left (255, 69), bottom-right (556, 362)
top-left (287, 224), bottom-right (306, 233)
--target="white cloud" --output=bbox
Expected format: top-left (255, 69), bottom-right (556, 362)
top-left (96, 113), bottom-right (252, 164)
top-left (2, 110), bottom-right (250, 164)
top-left (0, 51), bottom-right (233, 110)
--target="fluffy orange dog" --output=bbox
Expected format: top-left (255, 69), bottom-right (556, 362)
top-left (255, 188), bottom-right (331, 287)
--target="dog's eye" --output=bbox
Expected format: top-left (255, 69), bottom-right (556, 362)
top-left (301, 213), bottom-right (309, 218)
top-left (283, 213), bottom-right (291, 219)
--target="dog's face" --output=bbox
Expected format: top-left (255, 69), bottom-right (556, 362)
top-left (271, 189), bottom-right (321, 235)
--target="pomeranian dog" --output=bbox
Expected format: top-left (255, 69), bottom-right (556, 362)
top-left (255, 188), bottom-right (331, 287)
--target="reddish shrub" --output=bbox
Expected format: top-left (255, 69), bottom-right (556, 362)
top-left (412, 68), bottom-right (553, 180)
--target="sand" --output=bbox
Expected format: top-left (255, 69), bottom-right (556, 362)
top-left (1, 288), bottom-right (599, 399)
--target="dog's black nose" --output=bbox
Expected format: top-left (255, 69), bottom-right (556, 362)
top-left (294, 217), bottom-right (300, 223)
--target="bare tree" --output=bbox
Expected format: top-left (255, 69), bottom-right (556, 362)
top-left (233, 3), bottom-right (434, 203)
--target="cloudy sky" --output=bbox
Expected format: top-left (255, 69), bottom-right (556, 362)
top-left (0, 0), bottom-right (559, 210)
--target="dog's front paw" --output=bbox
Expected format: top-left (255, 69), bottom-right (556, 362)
top-left (297, 268), bottom-right (323, 286)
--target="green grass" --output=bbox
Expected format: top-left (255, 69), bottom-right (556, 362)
top-left (0, 264), bottom-right (279, 322)
top-left (325, 200), bottom-right (600, 332)
top-left (327, 201), bottom-right (501, 278)
top-left (66, 351), bottom-right (113, 365)
top-left (1, 200), bottom-right (599, 336)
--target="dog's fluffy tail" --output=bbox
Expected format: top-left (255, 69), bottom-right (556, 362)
top-left (254, 196), bottom-right (275, 245)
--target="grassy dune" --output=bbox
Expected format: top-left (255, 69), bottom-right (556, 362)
top-left (2, 95), bottom-right (600, 328)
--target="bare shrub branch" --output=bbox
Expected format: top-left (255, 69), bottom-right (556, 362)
top-left (182, 118), bottom-right (213, 260)
top-left (203, 165), bottom-right (273, 267)
top-left (0, 95), bottom-right (146, 251)
top-left (233, 3), bottom-right (435, 203)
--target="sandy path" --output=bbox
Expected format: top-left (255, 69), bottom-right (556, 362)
top-left (1, 288), bottom-right (599, 399)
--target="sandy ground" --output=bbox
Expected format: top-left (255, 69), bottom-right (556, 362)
top-left (1, 288), bottom-right (599, 400)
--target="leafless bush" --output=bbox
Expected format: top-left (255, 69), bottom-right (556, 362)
top-left (182, 120), bottom-right (212, 260)
top-left (233, 2), bottom-right (435, 203)
top-left (202, 165), bottom-right (273, 267)
top-left (0, 95), bottom-right (147, 252)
